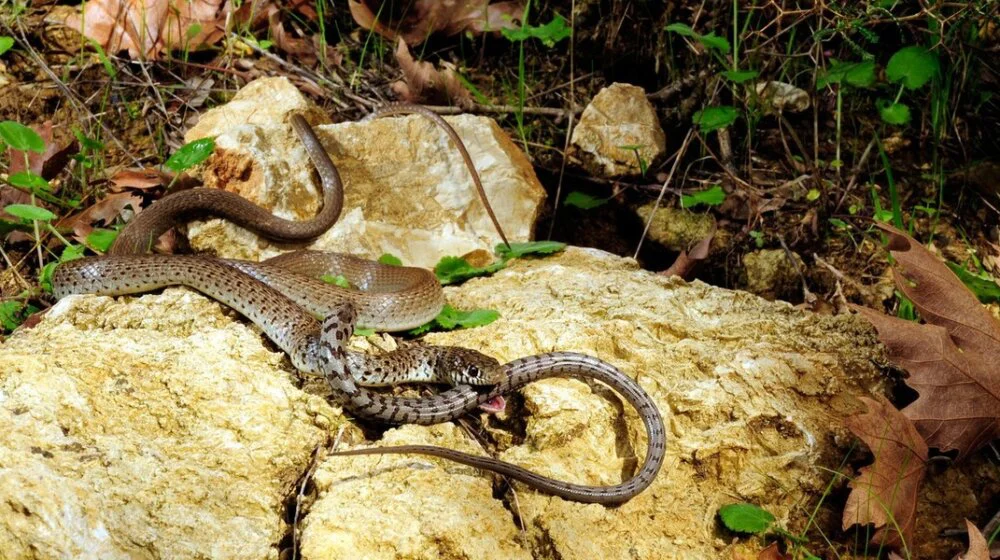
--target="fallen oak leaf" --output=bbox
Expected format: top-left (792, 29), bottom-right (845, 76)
top-left (854, 307), bottom-right (1000, 459)
top-left (349, 0), bottom-right (522, 46)
top-left (58, 192), bottom-right (143, 242)
top-left (874, 223), bottom-right (1000, 356)
top-left (855, 224), bottom-right (1000, 458)
top-left (957, 520), bottom-right (989, 560)
top-left (392, 39), bottom-right (472, 107)
top-left (842, 396), bottom-right (928, 551)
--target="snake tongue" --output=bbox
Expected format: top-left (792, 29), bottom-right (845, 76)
top-left (477, 396), bottom-right (506, 414)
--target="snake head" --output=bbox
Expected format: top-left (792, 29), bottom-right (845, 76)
top-left (434, 347), bottom-right (505, 386)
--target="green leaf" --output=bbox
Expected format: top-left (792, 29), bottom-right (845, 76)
top-left (73, 128), bottom-right (105, 152)
top-left (692, 106), bottom-right (738, 132)
top-left (354, 327), bottom-right (375, 336)
top-left (806, 188), bottom-right (821, 201)
top-left (0, 121), bottom-right (45, 153)
top-left (681, 185), bottom-right (726, 208)
top-left (563, 191), bottom-right (607, 209)
top-left (495, 240), bottom-right (567, 259)
top-left (0, 301), bottom-right (36, 332)
top-left (7, 171), bottom-right (50, 191)
top-left (886, 46), bottom-right (939, 90)
top-left (61, 244), bottom-right (86, 262)
top-left (501, 15), bottom-right (572, 47)
top-left (378, 253), bottom-right (402, 266)
top-left (664, 22), bottom-right (697, 36)
top-left (86, 38), bottom-right (117, 78)
top-left (39, 262), bottom-right (57, 293)
top-left (320, 274), bottom-right (352, 288)
top-left (434, 255), bottom-right (506, 285)
top-left (164, 137), bottom-right (215, 172)
top-left (0, 36), bottom-right (14, 57)
top-left (86, 228), bottom-right (119, 252)
top-left (697, 32), bottom-right (730, 53)
top-left (5, 203), bottom-right (55, 221)
top-left (719, 503), bottom-right (775, 534)
top-left (817, 60), bottom-right (875, 89)
top-left (409, 304), bottom-right (500, 335)
top-left (721, 69), bottom-right (759, 83)
top-left (879, 101), bottom-right (911, 125)
top-left (829, 218), bottom-right (851, 230)
top-left (946, 262), bottom-right (1000, 304)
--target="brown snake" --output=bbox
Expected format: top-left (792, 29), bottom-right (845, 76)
top-left (51, 105), bottom-right (666, 504)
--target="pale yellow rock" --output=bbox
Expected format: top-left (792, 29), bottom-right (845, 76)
top-left (634, 202), bottom-right (722, 252)
top-left (0, 289), bottom-right (342, 559)
top-left (306, 247), bottom-right (883, 559)
top-left (569, 82), bottom-right (666, 178)
top-left (302, 424), bottom-right (532, 560)
top-left (742, 248), bottom-right (807, 300)
top-left (182, 76), bottom-right (546, 267)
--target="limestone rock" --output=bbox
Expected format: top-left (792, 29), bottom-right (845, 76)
top-left (0, 289), bottom-right (343, 559)
top-left (634, 202), bottom-right (723, 252)
top-left (569, 83), bottom-right (666, 178)
top-left (742, 248), bottom-right (806, 300)
top-left (1, 247), bottom-right (890, 559)
top-left (754, 81), bottom-right (810, 113)
top-left (181, 77), bottom-right (546, 268)
top-left (303, 247), bottom-right (885, 559)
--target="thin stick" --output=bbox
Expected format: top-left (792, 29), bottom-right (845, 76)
top-left (546, 0), bottom-right (577, 240)
top-left (634, 129), bottom-right (695, 259)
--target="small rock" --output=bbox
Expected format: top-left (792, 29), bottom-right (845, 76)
top-left (742, 248), bottom-right (806, 300)
top-left (754, 81), bottom-right (810, 113)
top-left (569, 83), bottom-right (666, 178)
top-left (183, 77), bottom-right (547, 268)
top-left (634, 203), bottom-right (720, 252)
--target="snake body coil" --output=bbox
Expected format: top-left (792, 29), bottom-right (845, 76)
top-left (52, 106), bottom-right (665, 504)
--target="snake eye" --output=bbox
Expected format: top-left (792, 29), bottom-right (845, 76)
top-left (468, 365), bottom-right (480, 377)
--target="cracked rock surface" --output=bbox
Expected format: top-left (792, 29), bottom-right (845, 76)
top-left (0, 78), bottom-right (888, 558)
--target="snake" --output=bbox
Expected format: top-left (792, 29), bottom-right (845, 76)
top-left (51, 105), bottom-right (666, 504)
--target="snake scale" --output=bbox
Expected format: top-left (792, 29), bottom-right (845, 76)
top-left (51, 105), bottom-right (666, 504)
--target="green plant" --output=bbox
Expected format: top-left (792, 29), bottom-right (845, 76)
top-left (718, 503), bottom-right (819, 559)
top-left (563, 191), bottom-right (607, 210)
top-left (501, 7), bottom-right (572, 151)
top-left (681, 185), bottom-right (726, 209)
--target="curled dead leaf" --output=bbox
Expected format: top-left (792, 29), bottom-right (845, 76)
top-left (60, 0), bottom-right (272, 60)
top-left (58, 192), bottom-right (143, 242)
top-left (392, 39), bottom-right (472, 107)
top-left (660, 221), bottom-right (717, 279)
top-left (958, 520), bottom-right (989, 560)
top-left (108, 167), bottom-right (171, 192)
top-left (349, 0), bottom-right (523, 46)
top-left (842, 396), bottom-right (927, 551)
top-left (8, 121), bottom-right (76, 180)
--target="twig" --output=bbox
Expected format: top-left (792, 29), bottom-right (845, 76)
top-left (546, 0), bottom-right (577, 240)
top-left (634, 128), bottom-right (695, 259)
top-left (419, 104), bottom-right (577, 119)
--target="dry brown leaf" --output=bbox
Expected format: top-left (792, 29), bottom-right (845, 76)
top-left (61, 0), bottom-right (270, 60)
top-left (855, 224), bottom-right (1000, 458)
top-left (108, 167), bottom-right (171, 192)
top-left (349, 0), bottom-right (522, 46)
top-left (958, 520), bottom-right (990, 560)
top-left (661, 221), bottom-right (717, 279)
top-left (8, 121), bottom-right (76, 180)
top-left (392, 39), bottom-right (472, 107)
top-left (59, 192), bottom-right (143, 240)
top-left (842, 396), bottom-right (928, 551)
top-left (756, 542), bottom-right (791, 560)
